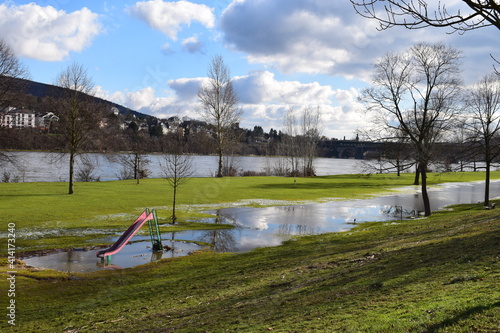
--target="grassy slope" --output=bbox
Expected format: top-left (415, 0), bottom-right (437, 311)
top-left (2, 203), bottom-right (499, 332)
top-left (1, 172), bottom-right (499, 332)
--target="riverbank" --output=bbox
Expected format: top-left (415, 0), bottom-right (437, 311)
top-left (1, 192), bottom-right (499, 331)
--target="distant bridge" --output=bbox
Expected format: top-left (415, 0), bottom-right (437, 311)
top-left (318, 139), bottom-right (385, 159)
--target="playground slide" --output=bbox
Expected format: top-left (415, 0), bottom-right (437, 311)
top-left (97, 210), bottom-right (154, 258)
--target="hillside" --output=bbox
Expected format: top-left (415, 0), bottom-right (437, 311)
top-left (14, 77), bottom-right (151, 120)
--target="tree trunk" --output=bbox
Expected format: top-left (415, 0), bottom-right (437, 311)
top-left (485, 160), bottom-right (491, 207)
top-left (420, 164), bottom-right (431, 216)
top-left (68, 152), bottom-right (75, 195)
top-left (413, 163), bottom-right (420, 185)
top-left (217, 148), bottom-right (223, 177)
top-left (172, 184), bottom-right (177, 224)
top-left (134, 153), bottom-right (140, 184)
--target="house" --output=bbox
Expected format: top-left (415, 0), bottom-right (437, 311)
top-left (0, 108), bottom-right (37, 128)
top-left (38, 112), bottom-right (59, 130)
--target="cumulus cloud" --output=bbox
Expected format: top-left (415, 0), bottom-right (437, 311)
top-left (102, 70), bottom-right (368, 138)
top-left (167, 71), bottom-right (335, 105)
top-left (220, 0), bottom-right (500, 83)
top-left (168, 77), bottom-right (205, 100)
top-left (232, 71), bottom-right (335, 105)
top-left (161, 43), bottom-right (175, 55)
top-left (127, 0), bottom-right (215, 40)
top-left (220, 0), bottom-right (382, 78)
top-left (0, 3), bottom-right (101, 61)
top-left (166, 71), bottom-right (365, 137)
top-left (182, 35), bottom-right (204, 53)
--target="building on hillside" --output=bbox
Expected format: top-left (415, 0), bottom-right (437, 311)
top-left (0, 107), bottom-right (60, 130)
top-left (0, 108), bottom-right (37, 128)
top-left (38, 112), bottom-right (59, 131)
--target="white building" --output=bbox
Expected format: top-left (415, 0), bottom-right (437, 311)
top-left (0, 108), bottom-right (37, 128)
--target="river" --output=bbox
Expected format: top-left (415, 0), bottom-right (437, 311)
top-left (2, 151), bottom-right (371, 182)
top-left (2, 151), bottom-right (484, 182)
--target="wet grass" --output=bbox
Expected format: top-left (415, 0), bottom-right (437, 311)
top-left (1, 201), bottom-right (499, 332)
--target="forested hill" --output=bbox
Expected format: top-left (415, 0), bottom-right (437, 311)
top-left (12, 77), bottom-right (149, 120)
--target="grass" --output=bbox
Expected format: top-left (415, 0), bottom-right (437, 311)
top-left (1, 172), bottom-right (499, 332)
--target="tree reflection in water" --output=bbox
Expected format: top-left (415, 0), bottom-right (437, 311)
top-left (199, 211), bottom-right (238, 252)
top-left (380, 206), bottom-right (419, 220)
top-left (276, 224), bottom-right (320, 237)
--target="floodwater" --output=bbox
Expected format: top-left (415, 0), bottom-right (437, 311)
top-left (22, 180), bottom-right (500, 273)
top-left (23, 237), bottom-right (203, 273)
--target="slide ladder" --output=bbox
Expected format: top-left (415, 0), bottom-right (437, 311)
top-left (147, 209), bottom-right (163, 251)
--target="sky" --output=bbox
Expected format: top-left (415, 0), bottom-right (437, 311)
top-left (0, 0), bottom-right (499, 139)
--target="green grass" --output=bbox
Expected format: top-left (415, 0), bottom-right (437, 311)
top-left (1, 172), bottom-right (499, 332)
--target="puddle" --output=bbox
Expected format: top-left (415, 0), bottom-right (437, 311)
top-left (21, 180), bottom-right (500, 273)
top-left (23, 238), bottom-right (202, 273)
top-left (197, 180), bottom-right (500, 253)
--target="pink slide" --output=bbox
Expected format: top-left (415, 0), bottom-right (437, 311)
top-left (97, 210), bottom-right (154, 258)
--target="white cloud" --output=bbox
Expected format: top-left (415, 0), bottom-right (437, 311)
top-left (126, 87), bottom-right (157, 110)
top-left (168, 77), bottom-right (205, 100)
top-left (220, 0), bottom-right (381, 78)
top-left (0, 3), bottom-right (101, 61)
top-left (127, 0), bottom-right (215, 40)
top-left (102, 70), bottom-right (368, 138)
top-left (232, 71), bottom-right (335, 105)
top-left (220, 0), bottom-right (500, 83)
top-left (161, 43), bottom-right (175, 55)
top-left (182, 35), bottom-right (204, 54)
top-left (167, 71), bottom-right (335, 105)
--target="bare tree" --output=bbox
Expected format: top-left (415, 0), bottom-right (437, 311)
top-left (351, 0), bottom-right (500, 32)
top-left (361, 43), bottom-right (462, 216)
top-left (0, 38), bottom-right (30, 165)
top-left (198, 55), bottom-right (242, 177)
top-left (0, 38), bottom-right (29, 109)
top-left (116, 128), bottom-right (150, 184)
top-left (463, 74), bottom-right (500, 207)
top-left (282, 107), bottom-right (301, 176)
top-left (52, 63), bottom-right (105, 194)
top-left (116, 152), bottom-right (150, 183)
top-left (281, 106), bottom-right (322, 176)
top-left (300, 106), bottom-right (322, 176)
top-left (162, 128), bottom-right (194, 223)
top-left (75, 154), bottom-right (100, 182)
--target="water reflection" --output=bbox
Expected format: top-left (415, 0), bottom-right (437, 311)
top-left (23, 239), bottom-right (202, 273)
top-left (380, 206), bottom-right (418, 219)
top-left (200, 180), bottom-right (500, 253)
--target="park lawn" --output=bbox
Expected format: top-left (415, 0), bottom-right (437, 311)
top-left (0, 198), bottom-right (499, 332)
top-left (1, 171), bottom-right (500, 252)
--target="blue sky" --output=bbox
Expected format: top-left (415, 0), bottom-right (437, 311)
top-left (1, 0), bottom-right (499, 138)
